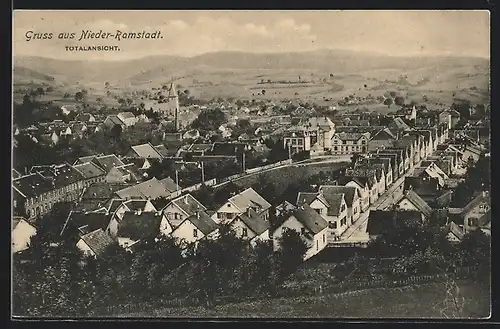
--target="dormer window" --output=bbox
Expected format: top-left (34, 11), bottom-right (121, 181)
top-left (193, 229), bottom-right (198, 237)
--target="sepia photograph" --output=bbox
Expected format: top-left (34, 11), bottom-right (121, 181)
top-left (12, 10), bottom-right (491, 319)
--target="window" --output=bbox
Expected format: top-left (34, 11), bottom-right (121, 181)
top-left (468, 218), bottom-right (478, 227)
top-left (315, 209), bottom-right (321, 215)
top-left (330, 221), bottom-right (337, 229)
top-left (242, 227), bottom-right (248, 237)
top-left (316, 240), bottom-right (319, 250)
top-left (334, 146), bottom-right (338, 151)
top-left (217, 213), bottom-right (224, 219)
top-left (343, 140), bottom-right (347, 144)
top-left (323, 233), bottom-right (325, 243)
top-left (301, 227), bottom-right (306, 235)
top-left (193, 229), bottom-right (198, 237)
top-left (341, 204), bottom-right (346, 212)
top-left (297, 139), bottom-right (303, 145)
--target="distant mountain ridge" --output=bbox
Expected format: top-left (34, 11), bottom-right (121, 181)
top-left (14, 49), bottom-right (490, 84)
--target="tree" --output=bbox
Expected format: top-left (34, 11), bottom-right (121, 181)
top-left (75, 91), bottom-right (85, 102)
top-left (384, 98), bottom-right (393, 108)
top-left (276, 228), bottom-right (308, 279)
top-left (46, 86), bottom-right (54, 92)
top-left (96, 97), bottom-right (103, 104)
top-left (261, 89), bottom-right (266, 95)
top-left (126, 98), bottom-right (133, 106)
top-left (190, 108), bottom-right (227, 132)
top-left (63, 93), bottom-right (71, 99)
top-left (105, 82), bottom-right (110, 89)
top-left (117, 98), bottom-right (126, 106)
top-left (389, 91), bottom-right (397, 98)
top-left (110, 124), bottom-right (122, 141)
top-left (394, 96), bottom-right (405, 106)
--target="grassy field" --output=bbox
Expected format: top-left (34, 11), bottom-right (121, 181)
top-left (231, 161), bottom-right (349, 195)
top-left (122, 279), bottom-right (490, 318)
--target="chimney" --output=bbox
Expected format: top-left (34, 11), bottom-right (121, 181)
top-left (196, 211), bottom-right (200, 219)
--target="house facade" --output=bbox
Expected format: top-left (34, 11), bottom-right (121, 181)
top-left (212, 188), bottom-right (271, 224)
top-left (272, 205), bottom-right (329, 260)
top-left (331, 132), bottom-right (370, 155)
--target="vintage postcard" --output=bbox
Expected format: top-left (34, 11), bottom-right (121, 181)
top-left (12, 10), bottom-right (491, 319)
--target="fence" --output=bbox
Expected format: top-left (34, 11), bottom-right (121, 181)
top-left (216, 159), bottom-right (293, 185)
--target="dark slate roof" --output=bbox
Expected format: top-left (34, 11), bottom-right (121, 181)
top-left (105, 115), bottom-right (125, 127)
top-left (117, 211), bottom-right (162, 240)
top-left (30, 164), bottom-right (85, 189)
top-left (404, 177), bottom-right (440, 197)
top-left (171, 194), bottom-right (207, 216)
top-left (236, 209), bottom-right (270, 235)
top-left (186, 211), bottom-right (218, 235)
top-left (154, 144), bottom-right (170, 157)
top-left (335, 132), bottom-right (370, 141)
top-left (291, 205), bottom-right (328, 234)
top-left (61, 211), bottom-right (111, 236)
top-left (319, 191), bottom-right (344, 216)
top-left (211, 142), bottom-right (253, 156)
top-left (80, 229), bottom-right (115, 257)
top-left (367, 210), bottom-right (423, 235)
top-left (296, 192), bottom-right (320, 207)
top-left (319, 185), bottom-right (357, 207)
top-left (73, 162), bottom-right (106, 179)
top-left (13, 173), bottom-right (54, 199)
top-left (92, 155), bottom-right (125, 172)
top-left (401, 190), bottom-right (433, 217)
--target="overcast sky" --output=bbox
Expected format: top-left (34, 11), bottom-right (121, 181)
top-left (13, 10), bottom-right (490, 60)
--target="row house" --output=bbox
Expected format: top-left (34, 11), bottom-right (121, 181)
top-left (360, 156), bottom-right (394, 188)
top-left (394, 134), bottom-right (421, 167)
top-left (13, 164), bottom-right (87, 220)
top-left (367, 128), bottom-right (398, 152)
top-left (336, 176), bottom-right (371, 212)
top-left (378, 149), bottom-right (405, 179)
top-left (331, 132), bottom-right (370, 155)
top-left (411, 130), bottom-right (433, 159)
top-left (272, 205), bottom-right (329, 260)
top-left (352, 162), bottom-right (386, 196)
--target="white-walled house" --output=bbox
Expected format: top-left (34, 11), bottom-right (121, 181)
top-left (338, 176), bottom-right (370, 212)
top-left (162, 194), bottom-right (207, 228)
top-left (272, 205), bottom-right (329, 260)
top-left (296, 190), bottom-right (349, 238)
top-left (396, 190), bottom-right (433, 220)
top-left (76, 228), bottom-right (115, 258)
top-left (12, 217), bottom-right (37, 253)
top-left (319, 185), bottom-right (361, 226)
top-left (212, 187), bottom-right (271, 224)
top-left (229, 208), bottom-right (271, 246)
top-left (171, 211), bottom-right (219, 245)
